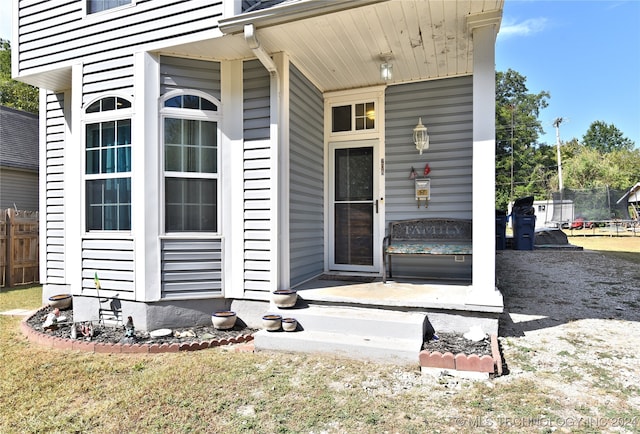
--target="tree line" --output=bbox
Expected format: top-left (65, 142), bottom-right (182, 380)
top-left (495, 68), bottom-right (638, 210)
top-left (0, 39), bottom-right (38, 113)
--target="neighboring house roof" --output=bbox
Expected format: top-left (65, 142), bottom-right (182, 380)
top-left (617, 182), bottom-right (640, 204)
top-left (0, 105), bottom-right (39, 172)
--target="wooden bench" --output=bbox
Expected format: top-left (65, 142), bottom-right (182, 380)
top-left (382, 218), bottom-right (472, 283)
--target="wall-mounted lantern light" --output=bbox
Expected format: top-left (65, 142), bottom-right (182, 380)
top-left (413, 117), bottom-right (429, 154)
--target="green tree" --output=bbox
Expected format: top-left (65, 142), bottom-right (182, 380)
top-left (582, 120), bottom-right (635, 153)
top-left (0, 39), bottom-right (39, 113)
top-left (495, 69), bottom-right (550, 209)
top-left (562, 144), bottom-right (640, 191)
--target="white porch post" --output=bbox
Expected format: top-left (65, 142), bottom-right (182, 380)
top-left (133, 52), bottom-right (160, 301)
top-left (467, 12), bottom-right (503, 309)
top-left (66, 64), bottom-right (84, 296)
top-left (273, 52), bottom-right (290, 290)
top-left (221, 59), bottom-right (245, 299)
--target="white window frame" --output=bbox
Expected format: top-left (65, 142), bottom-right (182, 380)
top-left (160, 89), bottom-right (222, 235)
top-left (82, 94), bottom-right (134, 235)
top-left (85, 0), bottom-right (135, 16)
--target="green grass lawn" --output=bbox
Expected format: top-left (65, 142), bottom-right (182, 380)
top-left (1, 234), bottom-right (638, 433)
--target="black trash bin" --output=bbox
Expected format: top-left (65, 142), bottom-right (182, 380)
top-left (511, 196), bottom-right (536, 250)
top-left (496, 209), bottom-right (507, 250)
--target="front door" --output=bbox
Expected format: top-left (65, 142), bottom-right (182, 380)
top-left (329, 141), bottom-right (380, 272)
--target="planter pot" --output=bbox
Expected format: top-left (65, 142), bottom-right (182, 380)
top-left (48, 294), bottom-right (72, 310)
top-left (282, 318), bottom-right (298, 332)
top-left (211, 311), bottom-right (237, 330)
top-left (271, 289), bottom-right (298, 308)
top-left (262, 314), bottom-right (282, 331)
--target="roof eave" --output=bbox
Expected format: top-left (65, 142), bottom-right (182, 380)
top-left (219, 0), bottom-right (389, 34)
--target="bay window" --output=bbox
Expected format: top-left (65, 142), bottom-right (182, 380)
top-left (161, 92), bottom-right (220, 233)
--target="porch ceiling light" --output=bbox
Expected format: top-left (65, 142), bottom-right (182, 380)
top-left (379, 53), bottom-right (393, 81)
top-left (413, 117), bottom-right (430, 155)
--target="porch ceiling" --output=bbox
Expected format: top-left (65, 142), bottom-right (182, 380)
top-left (160, 0), bottom-right (504, 93)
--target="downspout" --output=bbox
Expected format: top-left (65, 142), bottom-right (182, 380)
top-left (244, 24), bottom-right (287, 290)
top-left (244, 24), bottom-right (278, 76)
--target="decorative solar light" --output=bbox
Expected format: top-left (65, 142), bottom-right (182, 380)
top-left (413, 117), bottom-right (429, 155)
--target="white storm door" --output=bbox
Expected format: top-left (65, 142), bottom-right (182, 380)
top-left (329, 140), bottom-right (381, 272)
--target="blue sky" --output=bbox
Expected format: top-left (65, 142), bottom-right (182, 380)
top-left (2, 0), bottom-right (639, 147)
top-left (497, 0), bottom-right (640, 147)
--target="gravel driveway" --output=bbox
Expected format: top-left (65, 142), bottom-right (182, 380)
top-left (494, 249), bottom-right (640, 430)
top-left (497, 249), bottom-right (640, 337)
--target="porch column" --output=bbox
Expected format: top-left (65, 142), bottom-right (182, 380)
top-left (467, 12), bottom-right (503, 309)
top-left (273, 52), bottom-right (290, 290)
top-left (133, 52), bottom-right (160, 301)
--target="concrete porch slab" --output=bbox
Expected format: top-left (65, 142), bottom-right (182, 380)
top-left (294, 276), bottom-right (503, 314)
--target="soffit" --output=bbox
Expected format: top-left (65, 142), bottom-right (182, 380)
top-left (161, 0), bottom-right (504, 92)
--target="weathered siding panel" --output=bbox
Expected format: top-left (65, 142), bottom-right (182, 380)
top-left (384, 76), bottom-right (473, 279)
top-left (289, 64), bottom-right (324, 286)
top-left (161, 239), bottom-right (222, 298)
top-left (160, 56), bottom-right (221, 99)
top-left (17, 0), bottom-right (223, 75)
top-left (82, 238), bottom-right (135, 294)
top-left (243, 59), bottom-right (270, 141)
top-left (43, 92), bottom-right (66, 285)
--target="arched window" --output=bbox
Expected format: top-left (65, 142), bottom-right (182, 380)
top-left (161, 90), bottom-right (221, 233)
top-left (84, 96), bottom-right (132, 231)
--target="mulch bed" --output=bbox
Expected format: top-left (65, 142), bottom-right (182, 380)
top-left (26, 306), bottom-right (258, 346)
top-left (422, 332), bottom-right (492, 356)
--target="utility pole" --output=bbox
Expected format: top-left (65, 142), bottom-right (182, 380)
top-left (553, 117), bottom-right (564, 224)
top-left (510, 104), bottom-right (515, 202)
top-left (553, 117), bottom-right (563, 192)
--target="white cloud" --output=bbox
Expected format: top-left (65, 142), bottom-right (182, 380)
top-left (499, 17), bottom-right (548, 39)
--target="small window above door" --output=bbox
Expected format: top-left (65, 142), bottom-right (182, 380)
top-left (331, 101), bottom-right (375, 133)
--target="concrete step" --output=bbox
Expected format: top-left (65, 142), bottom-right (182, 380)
top-left (264, 304), bottom-right (427, 342)
top-left (254, 329), bottom-right (421, 365)
top-left (253, 305), bottom-right (427, 364)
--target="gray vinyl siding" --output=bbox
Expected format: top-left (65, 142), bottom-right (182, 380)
top-left (17, 0), bottom-right (224, 76)
top-left (82, 239), bottom-right (135, 293)
top-left (243, 60), bottom-right (270, 141)
top-left (161, 239), bottom-right (223, 298)
top-left (160, 56), bottom-right (221, 100)
top-left (243, 139), bottom-right (273, 293)
top-left (289, 64), bottom-right (324, 286)
top-left (83, 55), bottom-right (134, 105)
top-left (0, 169), bottom-right (39, 211)
top-left (384, 76), bottom-right (473, 280)
top-left (242, 59), bottom-right (273, 293)
top-left (43, 93), bottom-right (66, 286)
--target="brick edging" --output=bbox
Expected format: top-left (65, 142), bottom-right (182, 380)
top-left (20, 312), bottom-right (255, 354)
top-left (419, 333), bottom-right (502, 375)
